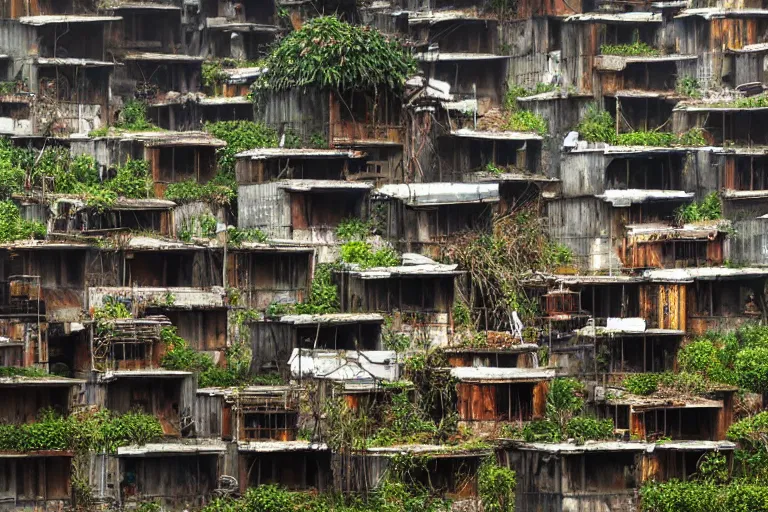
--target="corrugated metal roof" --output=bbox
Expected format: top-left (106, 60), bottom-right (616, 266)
top-left (451, 128), bottom-right (544, 141)
top-left (238, 441), bottom-right (329, 453)
top-left (643, 267), bottom-right (768, 282)
top-left (109, 3), bottom-right (181, 10)
top-left (206, 19), bottom-right (279, 32)
top-left (117, 441), bottom-right (227, 457)
top-left (277, 180), bottom-right (373, 192)
top-left (414, 52), bottom-right (511, 61)
top-left (597, 189), bottom-right (694, 206)
top-left (0, 376), bottom-right (85, 386)
top-left (343, 262), bottom-right (462, 279)
top-left (277, 313), bottom-right (384, 325)
top-left (566, 12), bottom-right (662, 23)
top-left (450, 367), bottom-right (556, 382)
top-left (236, 148), bottom-right (365, 160)
top-left (121, 52), bottom-right (204, 63)
top-left (20, 15), bottom-right (122, 25)
top-left (35, 58), bottom-right (116, 68)
top-left (117, 131), bottom-right (226, 147)
top-left (675, 7), bottom-right (768, 19)
top-left (375, 183), bottom-right (499, 206)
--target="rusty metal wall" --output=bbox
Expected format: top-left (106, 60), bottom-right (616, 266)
top-left (237, 183), bottom-right (291, 236)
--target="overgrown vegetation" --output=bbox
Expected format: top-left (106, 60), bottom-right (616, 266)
top-left (447, 205), bottom-right (570, 327)
top-left (478, 457), bottom-right (517, 512)
top-left (676, 76), bottom-right (703, 99)
top-left (336, 217), bottom-right (375, 241)
top-left (202, 480), bottom-right (452, 512)
top-left (340, 241), bottom-right (399, 268)
top-left (504, 109), bottom-right (548, 135)
top-left (516, 378), bottom-right (615, 443)
top-left (504, 83), bottom-right (557, 111)
top-left (675, 192), bottom-right (722, 223)
top-left (600, 41), bottom-right (660, 57)
top-left (252, 17), bottom-right (416, 97)
top-left (0, 366), bottom-right (49, 378)
top-left (574, 104), bottom-right (706, 146)
top-left (203, 120), bottom-right (278, 203)
top-left (710, 93), bottom-right (768, 109)
top-left (266, 263), bottom-right (340, 316)
top-left (0, 409), bottom-right (162, 454)
top-left (0, 200), bottom-right (46, 242)
top-left (165, 180), bottom-right (236, 206)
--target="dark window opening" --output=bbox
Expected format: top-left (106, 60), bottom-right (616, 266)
top-left (242, 411), bottom-right (298, 441)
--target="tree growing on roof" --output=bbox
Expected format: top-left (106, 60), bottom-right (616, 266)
top-left (251, 16), bottom-right (416, 99)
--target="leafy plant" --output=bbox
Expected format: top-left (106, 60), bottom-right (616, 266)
top-left (601, 41), bottom-right (660, 56)
top-left (115, 99), bottom-right (158, 132)
top-left (576, 104), bottom-right (616, 143)
top-left (546, 377), bottom-right (585, 432)
top-left (677, 76), bottom-right (702, 99)
top-left (505, 109), bottom-right (548, 135)
top-left (735, 347), bottom-right (768, 394)
top-left (0, 200), bottom-right (46, 242)
top-left (623, 373), bottom-right (660, 395)
top-left (565, 416), bottom-right (614, 443)
top-left (227, 226), bottom-right (269, 245)
top-left (504, 82), bottom-right (557, 111)
top-left (478, 457), bottom-right (516, 512)
top-left (0, 366), bottom-right (48, 378)
top-left (676, 192), bottom-right (722, 224)
top-left (340, 241), bottom-right (399, 268)
top-left (336, 217), bottom-right (373, 241)
top-left (252, 16), bottom-right (416, 96)
top-left (159, 327), bottom-right (215, 373)
top-left (165, 180), bottom-right (236, 205)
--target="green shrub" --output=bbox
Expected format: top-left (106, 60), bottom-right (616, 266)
top-left (522, 419), bottom-right (561, 442)
top-left (676, 76), bottom-right (702, 99)
top-left (576, 104), bottom-right (616, 143)
top-left (336, 217), bottom-right (373, 241)
top-left (0, 200), bottom-right (46, 242)
top-left (735, 347), bottom-right (768, 394)
top-left (505, 109), bottom-right (548, 134)
top-left (615, 130), bottom-right (676, 146)
top-left (253, 17), bottom-right (416, 95)
top-left (0, 366), bottom-right (48, 378)
top-left (106, 159), bottom-right (152, 198)
top-left (676, 192), bottom-right (722, 224)
top-left (601, 42), bottom-right (660, 56)
top-left (341, 241), bottom-right (400, 268)
top-left (565, 416), bottom-right (614, 443)
top-left (115, 99), bottom-right (157, 131)
top-left (478, 457), bottom-right (516, 512)
top-left (623, 373), bottom-right (660, 395)
top-left (159, 327), bottom-right (214, 373)
top-left (504, 82), bottom-right (556, 111)
top-left (165, 180), bottom-right (235, 205)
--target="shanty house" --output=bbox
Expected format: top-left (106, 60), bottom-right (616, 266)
top-left (597, 388), bottom-right (734, 441)
top-left (0, 452), bottom-right (73, 512)
top-left (249, 313), bottom-right (383, 375)
top-left (105, 3), bottom-right (183, 54)
top-left (237, 441), bottom-right (331, 493)
top-left (439, 129), bottom-right (544, 181)
top-left (451, 367), bottom-right (554, 427)
top-left (335, 256), bottom-right (461, 346)
top-left (111, 441), bottom-right (226, 510)
top-left (71, 132), bottom-right (226, 197)
top-left (0, 15), bottom-right (119, 134)
top-left (505, 440), bottom-right (736, 512)
top-left (93, 370), bottom-right (196, 437)
top-left (374, 183), bottom-right (499, 258)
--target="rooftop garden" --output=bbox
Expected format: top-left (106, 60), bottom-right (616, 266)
top-left (252, 16), bottom-right (416, 100)
top-left (575, 104), bottom-right (707, 146)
